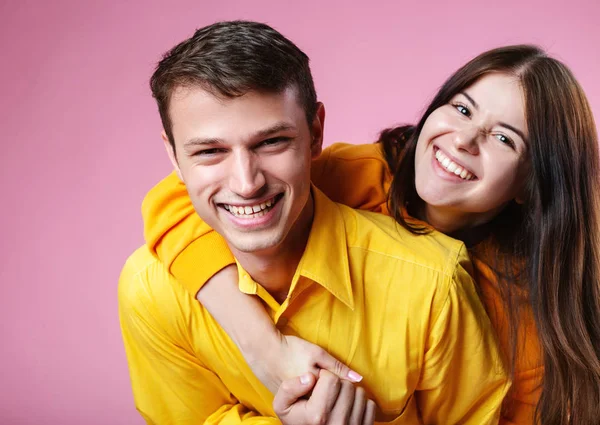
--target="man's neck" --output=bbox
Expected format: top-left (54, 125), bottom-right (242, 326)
top-left (231, 195), bottom-right (314, 304)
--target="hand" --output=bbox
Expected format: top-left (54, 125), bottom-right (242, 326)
top-left (245, 333), bottom-right (363, 394)
top-left (273, 370), bottom-right (376, 425)
top-left (197, 265), bottom-right (362, 393)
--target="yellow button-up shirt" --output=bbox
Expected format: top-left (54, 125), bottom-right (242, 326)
top-left (120, 187), bottom-right (508, 425)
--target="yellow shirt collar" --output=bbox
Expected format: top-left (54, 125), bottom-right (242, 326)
top-left (236, 185), bottom-right (354, 311)
top-left (295, 185), bottom-right (354, 310)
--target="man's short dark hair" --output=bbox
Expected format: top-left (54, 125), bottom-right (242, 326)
top-left (150, 20), bottom-right (318, 150)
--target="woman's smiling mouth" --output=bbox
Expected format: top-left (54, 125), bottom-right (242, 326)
top-left (434, 148), bottom-right (476, 180)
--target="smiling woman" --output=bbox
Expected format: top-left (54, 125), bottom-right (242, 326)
top-left (380, 45), bottom-right (600, 424)
top-left (414, 73), bottom-right (529, 234)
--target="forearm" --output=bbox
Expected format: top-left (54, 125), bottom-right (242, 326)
top-left (196, 265), bottom-right (280, 359)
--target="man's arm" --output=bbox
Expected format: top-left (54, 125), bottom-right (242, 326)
top-left (118, 250), bottom-right (279, 425)
top-left (416, 245), bottom-right (510, 424)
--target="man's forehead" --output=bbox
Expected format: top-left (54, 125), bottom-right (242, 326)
top-left (169, 85), bottom-right (307, 140)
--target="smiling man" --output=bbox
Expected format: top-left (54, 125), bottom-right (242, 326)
top-left (165, 85), bottom-right (319, 301)
top-left (119, 21), bottom-right (508, 425)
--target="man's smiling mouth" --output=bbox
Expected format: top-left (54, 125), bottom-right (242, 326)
top-left (221, 194), bottom-right (283, 218)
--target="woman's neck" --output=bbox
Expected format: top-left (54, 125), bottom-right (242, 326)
top-left (420, 204), bottom-right (498, 247)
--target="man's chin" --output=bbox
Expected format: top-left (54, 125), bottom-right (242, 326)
top-left (224, 232), bottom-right (282, 255)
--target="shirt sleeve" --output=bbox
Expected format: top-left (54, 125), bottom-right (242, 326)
top-left (416, 245), bottom-right (510, 424)
top-left (142, 171), bottom-right (235, 296)
top-left (499, 366), bottom-right (542, 425)
top-left (311, 143), bottom-right (391, 214)
top-left (496, 317), bottom-right (543, 425)
top-left (142, 143), bottom-right (392, 297)
top-left (471, 256), bottom-right (542, 425)
top-left (118, 253), bottom-right (280, 425)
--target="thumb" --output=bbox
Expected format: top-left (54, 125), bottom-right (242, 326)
top-left (315, 352), bottom-right (362, 383)
top-left (273, 373), bottom-right (316, 415)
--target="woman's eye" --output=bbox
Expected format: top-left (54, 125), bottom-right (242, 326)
top-left (495, 134), bottom-right (515, 148)
top-left (453, 104), bottom-right (471, 117)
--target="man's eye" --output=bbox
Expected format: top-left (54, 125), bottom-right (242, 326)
top-left (194, 148), bottom-right (224, 156)
top-left (259, 137), bottom-right (290, 147)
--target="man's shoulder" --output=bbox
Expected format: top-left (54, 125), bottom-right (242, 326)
top-left (339, 206), bottom-right (469, 277)
top-left (120, 245), bottom-right (169, 286)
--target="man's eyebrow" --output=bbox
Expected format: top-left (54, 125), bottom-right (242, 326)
top-left (459, 91), bottom-right (526, 141)
top-left (183, 137), bottom-right (222, 149)
top-left (183, 123), bottom-right (298, 150)
top-left (253, 123), bottom-right (298, 139)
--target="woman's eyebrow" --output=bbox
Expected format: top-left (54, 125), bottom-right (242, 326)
top-left (460, 92), bottom-right (479, 110)
top-left (499, 122), bottom-right (526, 141)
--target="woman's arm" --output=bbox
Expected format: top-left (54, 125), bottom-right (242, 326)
top-left (197, 266), bottom-right (361, 393)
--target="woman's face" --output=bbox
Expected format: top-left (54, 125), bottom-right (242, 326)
top-left (414, 72), bottom-right (529, 233)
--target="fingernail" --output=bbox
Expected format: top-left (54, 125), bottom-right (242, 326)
top-left (300, 374), bottom-right (311, 385)
top-left (347, 370), bottom-right (363, 382)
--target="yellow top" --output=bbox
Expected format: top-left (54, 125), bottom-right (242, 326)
top-left (121, 184), bottom-right (508, 424)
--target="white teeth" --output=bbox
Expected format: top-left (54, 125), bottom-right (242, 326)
top-left (435, 149), bottom-right (474, 181)
top-left (223, 196), bottom-right (278, 218)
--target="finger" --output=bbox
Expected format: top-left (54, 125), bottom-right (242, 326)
top-left (348, 386), bottom-right (366, 425)
top-left (305, 370), bottom-right (341, 422)
top-left (328, 380), bottom-right (356, 425)
top-left (315, 350), bottom-right (363, 383)
top-left (273, 373), bottom-right (316, 415)
top-left (362, 399), bottom-right (376, 425)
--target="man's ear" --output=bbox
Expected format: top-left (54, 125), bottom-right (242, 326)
top-left (310, 102), bottom-right (325, 159)
top-left (162, 131), bottom-right (183, 181)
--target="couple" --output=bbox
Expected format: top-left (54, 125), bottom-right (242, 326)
top-left (119, 20), bottom-right (600, 425)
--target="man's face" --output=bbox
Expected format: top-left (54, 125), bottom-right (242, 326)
top-left (165, 86), bottom-right (324, 255)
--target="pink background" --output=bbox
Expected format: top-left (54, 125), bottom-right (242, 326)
top-left (1, 0), bottom-right (598, 423)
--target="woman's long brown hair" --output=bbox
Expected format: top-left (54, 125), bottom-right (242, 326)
top-left (380, 45), bottom-right (600, 424)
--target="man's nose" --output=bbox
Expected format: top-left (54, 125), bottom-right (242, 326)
top-left (228, 151), bottom-right (266, 198)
